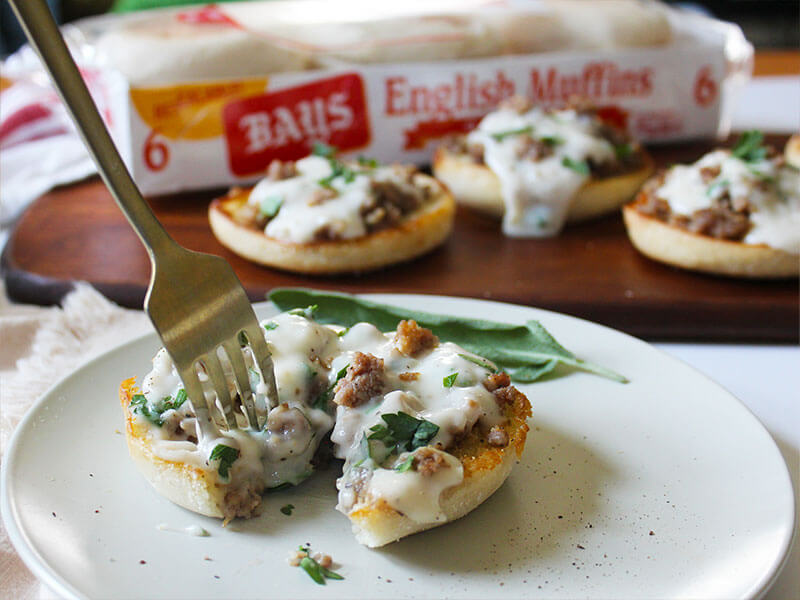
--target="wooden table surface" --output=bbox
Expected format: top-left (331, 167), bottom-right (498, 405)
top-left (3, 132), bottom-right (797, 343)
top-left (753, 50), bottom-right (800, 76)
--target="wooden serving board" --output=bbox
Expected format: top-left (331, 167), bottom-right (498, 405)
top-left (2, 138), bottom-right (797, 342)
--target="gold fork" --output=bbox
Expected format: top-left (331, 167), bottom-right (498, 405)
top-left (9, 0), bottom-right (279, 431)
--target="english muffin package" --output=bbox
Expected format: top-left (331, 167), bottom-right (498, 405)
top-left (14, 0), bottom-right (754, 195)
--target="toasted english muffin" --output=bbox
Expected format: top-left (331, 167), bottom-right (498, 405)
top-left (622, 132), bottom-right (800, 279)
top-left (121, 313), bottom-right (532, 547)
top-left (209, 155), bottom-right (455, 274)
top-left (786, 134), bottom-right (800, 168)
top-left (622, 204), bottom-right (798, 278)
top-left (343, 375), bottom-right (530, 547)
top-left (434, 145), bottom-right (653, 223)
top-left (121, 379), bottom-right (242, 520)
top-left (432, 99), bottom-right (653, 237)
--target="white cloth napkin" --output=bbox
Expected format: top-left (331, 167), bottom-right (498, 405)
top-left (0, 282), bottom-right (148, 599)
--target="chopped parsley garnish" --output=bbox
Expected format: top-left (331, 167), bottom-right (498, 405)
top-left (746, 166), bottom-right (776, 183)
top-left (732, 130), bottom-right (768, 163)
top-left (394, 453), bottom-right (415, 472)
top-left (258, 195), bottom-right (283, 218)
top-left (310, 142), bottom-right (360, 189)
top-left (458, 353), bottom-right (498, 373)
top-left (280, 504), bottom-right (295, 516)
top-left (336, 327), bottom-right (349, 337)
top-left (442, 372), bottom-right (458, 388)
top-left (561, 156), bottom-right (590, 175)
top-left (130, 391), bottom-right (188, 426)
top-left (209, 444), bottom-right (239, 479)
top-left (490, 125), bottom-right (534, 142)
top-left (313, 363), bottom-right (349, 410)
top-left (297, 550), bottom-right (344, 585)
top-left (368, 412), bottom-right (440, 456)
top-left (706, 179), bottom-right (729, 197)
top-left (540, 135), bottom-right (564, 147)
top-left (288, 305), bottom-right (318, 319)
top-left (130, 394), bottom-right (163, 426)
top-left (171, 389), bottom-right (188, 410)
top-left (357, 155), bottom-right (380, 168)
top-left (334, 364), bottom-right (349, 382)
top-left (311, 141), bottom-right (336, 158)
top-left (614, 143), bottom-right (633, 159)
top-left (263, 320), bottom-right (279, 331)
top-left (317, 159), bottom-right (357, 189)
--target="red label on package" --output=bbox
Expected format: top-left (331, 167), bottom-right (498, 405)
top-left (403, 116), bottom-right (481, 150)
top-left (222, 73), bottom-right (370, 176)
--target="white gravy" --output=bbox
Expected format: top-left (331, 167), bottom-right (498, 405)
top-left (467, 107), bottom-right (615, 237)
top-left (655, 149), bottom-right (800, 254)
top-left (133, 313), bottom-right (506, 524)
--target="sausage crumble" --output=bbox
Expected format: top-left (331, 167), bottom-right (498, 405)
top-left (333, 352), bottom-right (385, 408)
top-left (413, 448), bottom-right (449, 476)
top-left (394, 320), bottom-right (439, 357)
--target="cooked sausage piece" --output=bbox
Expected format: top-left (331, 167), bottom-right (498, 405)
top-left (487, 426), bottom-right (510, 448)
top-left (413, 448), bottom-right (448, 476)
top-left (333, 352), bottom-right (385, 408)
top-left (483, 372), bottom-right (511, 392)
top-left (266, 159), bottom-right (297, 181)
top-left (493, 384), bottom-right (527, 409)
top-left (394, 320), bottom-right (439, 357)
top-left (361, 179), bottom-right (425, 231)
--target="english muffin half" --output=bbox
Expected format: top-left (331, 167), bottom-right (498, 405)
top-left (209, 152), bottom-right (455, 274)
top-left (433, 97), bottom-right (653, 237)
top-left (622, 132), bottom-right (799, 278)
top-left (329, 320), bottom-right (531, 547)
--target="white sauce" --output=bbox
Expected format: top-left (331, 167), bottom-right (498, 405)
top-left (655, 149), bottom-right (800, 254)
top-left (135, 313), bottom-right (505, 524)
top-left (332, 327), bottom-right (503, 523)
top-left (136, 312), bottom-right (337, 489)
top-left (368, 450), bottom-right (463, 523)
top-left (156, 523), bottom-right (210, 537)
top-left (248, 156), bottom-right (428, 244)
top-left (467, 107), bottom-right (615, 237)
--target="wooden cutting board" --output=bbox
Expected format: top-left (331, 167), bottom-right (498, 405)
top-left (2, 137), bottom-right (797, 342)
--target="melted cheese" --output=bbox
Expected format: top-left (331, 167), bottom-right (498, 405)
top-left (655, 150), bottom-right (800, 254)
top-left (134, 313), bottom-right (506, 524)
top-left (467, 107), bottom-right (615, 237)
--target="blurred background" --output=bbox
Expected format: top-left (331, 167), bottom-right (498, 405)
top-left (2, 0), bottom-right (799, 57)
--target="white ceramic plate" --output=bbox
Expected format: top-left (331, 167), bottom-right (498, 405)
top-left (2, 295), bottom-right (794, 600)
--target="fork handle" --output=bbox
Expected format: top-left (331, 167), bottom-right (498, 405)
top-left (8, 0), bottom-right (176, 260)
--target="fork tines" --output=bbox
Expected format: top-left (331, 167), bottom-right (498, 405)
top-left (178, 325), bottom-right (278, 432)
